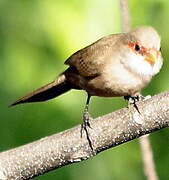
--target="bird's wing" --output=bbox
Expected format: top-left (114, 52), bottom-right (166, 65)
top-left (65, 34), bottom-right (121, 77)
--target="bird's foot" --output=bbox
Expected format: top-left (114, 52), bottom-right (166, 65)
top-left (81, 111), bottom-right (92, 130)
top-left (81, 108), bottom-right (93, 151)
top-left (124, 94), bottom-right (144, 114)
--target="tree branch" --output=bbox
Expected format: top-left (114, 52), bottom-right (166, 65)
top-left (139, 135), bottom-right (159, 180)
top-left (0, 91), bottom-right (169, 179)
top-left (120, 0), bottom-right (131, 32)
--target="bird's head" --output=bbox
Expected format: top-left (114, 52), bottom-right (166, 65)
top-left (121, 26), bottom-right (163, 76)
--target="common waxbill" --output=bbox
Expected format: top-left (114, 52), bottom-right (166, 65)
top-left (11, 26), bottom-right (163, 132)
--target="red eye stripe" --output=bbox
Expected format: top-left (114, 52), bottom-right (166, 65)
top-left (128, 42), bottom-right (147, 56)
top-left (128, 42), bottom-right (135, 48)
top-left (140, 46), bottom-right (147, 55)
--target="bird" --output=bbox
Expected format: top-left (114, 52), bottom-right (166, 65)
top-left (11, 26), bottom-right (163, 138)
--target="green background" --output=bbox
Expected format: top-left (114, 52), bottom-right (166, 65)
top-left (0, 0), bottom-right (169, 179)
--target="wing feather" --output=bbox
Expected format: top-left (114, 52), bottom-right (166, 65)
top-left (65, 34), bottom-right (122, 77)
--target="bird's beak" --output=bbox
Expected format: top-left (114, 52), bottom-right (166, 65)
top-left (145, 49), bottom-right (158, 65)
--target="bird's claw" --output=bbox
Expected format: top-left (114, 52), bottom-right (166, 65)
top-left (81, 111), bottom-right (92, 138)
top-left (80, 109), bottom-right (94, 151)
top-left (124, 94), bottom-right (144, 114)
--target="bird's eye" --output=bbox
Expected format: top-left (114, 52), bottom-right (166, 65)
top-left (134, 44), bottom-right (140, 51)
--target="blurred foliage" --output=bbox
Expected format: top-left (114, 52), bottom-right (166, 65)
top-left (0, 0), bottom-right (169, 179)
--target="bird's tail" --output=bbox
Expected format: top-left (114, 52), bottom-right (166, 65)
top-left (10, 73), bottom-right (71, 106)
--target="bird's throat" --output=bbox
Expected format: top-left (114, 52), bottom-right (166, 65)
top-left (124, 52), bottom-right (154, 76)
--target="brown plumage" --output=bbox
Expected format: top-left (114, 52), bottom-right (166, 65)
top-left (11, 26), bottom-right (163, 130)
top-left (11, 74), bottom-right (71, 106)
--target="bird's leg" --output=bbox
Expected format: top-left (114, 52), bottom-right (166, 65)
top-left (124, 93), bottom-right (144, 114)
top-left (81, 93), bottom-right (93, 150)
top-left (81, 93), bottom-right (92, 133)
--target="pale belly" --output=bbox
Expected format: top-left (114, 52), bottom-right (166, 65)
top-left (65, 65), bottom-right (152, 97)
top-left (83, 68), bottom-right (151, 97)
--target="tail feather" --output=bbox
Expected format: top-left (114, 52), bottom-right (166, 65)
top-left (10, 74), bottom-right (71, 106)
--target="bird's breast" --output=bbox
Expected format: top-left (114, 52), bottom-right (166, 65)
top-left (84, 62), bottom-right (152, 97)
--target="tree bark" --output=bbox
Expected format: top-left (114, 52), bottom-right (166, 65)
top-left (0, 90), bottom-right (169, 180)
